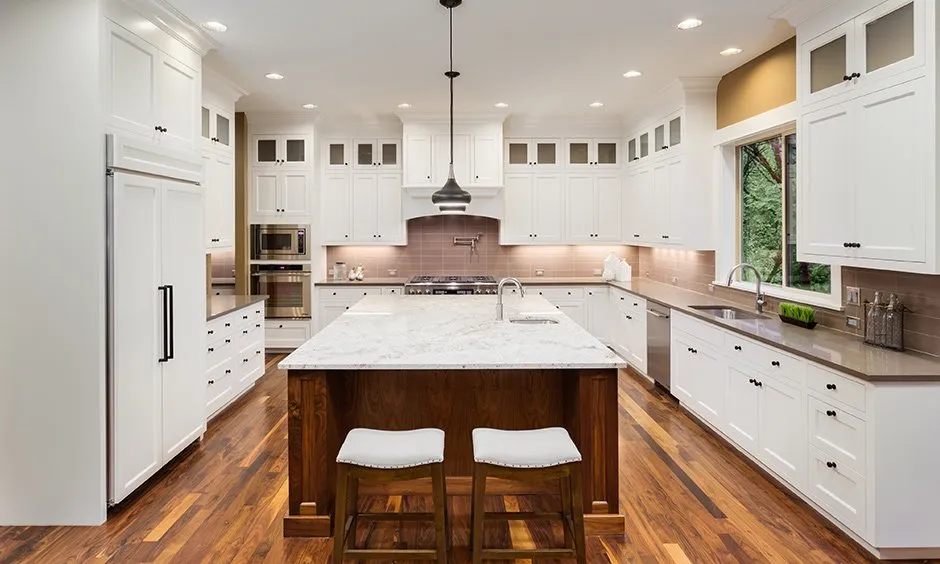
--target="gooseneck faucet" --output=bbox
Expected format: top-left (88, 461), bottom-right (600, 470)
top-left (727, 263), bottom-right (765, 314)
top-left (496, 277), bottom-right (525, 321)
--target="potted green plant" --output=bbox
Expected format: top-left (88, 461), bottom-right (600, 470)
top-left (779, 302), bottom-right (817, 329)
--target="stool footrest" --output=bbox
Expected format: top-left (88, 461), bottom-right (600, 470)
top-left (483, 511), bottom-right (565, 521)
top-left (344, 548), bottom-right (439, 560)
top-left (355, 512), bottom-right (436, 522)
top-left (482, 548), bottom-right (577, 559)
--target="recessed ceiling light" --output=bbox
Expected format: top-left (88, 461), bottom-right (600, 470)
top-left (589, 102), bottom-right (604, 108)
top-left (623, 70), bottom-right (643, 78)
top-left (397, 103), bottom-right (412, 109)
top-left (677, 18), bottom-right (703, 30)
top-left (265, 73), bottom-right (284, 80)
top-left (201, 21), bottom-right (228, 32)
top-left (494, 102), bottom-right (509, 108)
top-left (301, 104), bottom-right (317, 109)
top-left (720, 47), bottom-right (743, 56)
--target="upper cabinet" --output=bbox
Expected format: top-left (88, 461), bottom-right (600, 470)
top-left (202, 150), bottom-right (235, 250)
top-left (252, 134), bottom-right (310, 168)
top-left (566, 138), bottom-right (620, 169)
top-left (353, 139), bottom-right (401, 170)
top-left (103, 21), bottom-right (201, 150)
top-left (627, 112), bottom-right (682, 165)
top-left (401, 120), bottom-right (504, 188)
top-left (201, 104), bottom-right (233, 153)
top-left (505, 139), bottom-right (561, 169)
top-left (565, 173), bottom-right (622, 243)
top-left (800, 0), bottom-right (925, 108)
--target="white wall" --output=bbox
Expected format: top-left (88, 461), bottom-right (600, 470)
top-left (0, 0), bottom-right (107, 525)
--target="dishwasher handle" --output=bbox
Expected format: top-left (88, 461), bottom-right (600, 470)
top-left (647, 308), bottom-right (670, 319)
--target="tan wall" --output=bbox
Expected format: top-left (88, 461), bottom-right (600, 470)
top-left (716, 37), bottom-right (797, 129)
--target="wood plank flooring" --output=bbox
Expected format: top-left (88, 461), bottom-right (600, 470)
top-left (0, 354), bottom-right (891, 563)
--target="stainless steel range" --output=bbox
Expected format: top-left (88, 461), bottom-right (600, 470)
top-left (405, 275), bottom-right (498, 295)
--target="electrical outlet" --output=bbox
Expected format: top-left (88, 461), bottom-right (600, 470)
top-left (846, 286), bottom-right (861, 306)
top-left (387, 269), bottom-right (398, 277)
top-left (708, 284), bottom-right (715, 293)
top-left (592, 268), bottom-right (602, 276)
top-left (846, 316), bottom-right (860, 329)
top-left (671, 276), bottom-right (679, 286)
top-left (535, 268), bottom-right (545, 277)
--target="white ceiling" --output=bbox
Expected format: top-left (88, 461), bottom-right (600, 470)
top-left (169, 0), bottom-right (796, 119)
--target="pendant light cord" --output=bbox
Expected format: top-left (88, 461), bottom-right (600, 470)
top-left (449, 6), bottom-right (454, 168)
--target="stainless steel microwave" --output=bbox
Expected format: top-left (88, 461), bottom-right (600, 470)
top-left (251, 224), bottom-right (310, 261)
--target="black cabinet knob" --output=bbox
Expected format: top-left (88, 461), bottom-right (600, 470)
top-left (843, 75), bottom-right (852, 81)
top-left (826, 461), bottom-right (837, 469)
top-left (826, 410), bottom-right (837, 417)
top-left (748, 378), bottom-right (756, 384)
top-left (243, 358), bottom-right (249, 363)
top-left (634, 234), bottom-right (640, 238)
top-left (225, 369), bottom-right (232, 375)
top-left (626, 314), bottom-right (632, 320)
top-left (208, 347), bottom-right (214, 352)
top-left (243, 329), bottom-right (249, 334)
top-left (734, 345), bottom-right (742, 351)
top-left (662, 146), bottom-right (669, 150)
top-left (225, 339), bottom-right (231, 344)
top-left (243, 315), bottom-right (249, 319)
top-left (209, 380), bottom-right (215, 385)
top-left (852, 72), bottom-right (861, 79)
top-left (225, 323), bottom-right (231, 327)
top-left (771, 361), bottom-right (781, 367)
top-left (278, 324), bottom-right (283, 328)
top-left (256, 324), bottom-right (261, 328)
top-left (208, 330), bottom-right (214, 335)
top-left (826, 383), bottom-right (837, 390)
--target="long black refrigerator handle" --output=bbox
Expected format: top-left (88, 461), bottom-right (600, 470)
top-left (167, 284), bottom-right (175, 360)
top-left (158, 285), bottom-right (170, 363)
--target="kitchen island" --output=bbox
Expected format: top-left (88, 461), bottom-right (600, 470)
top-left (279, 295), bottom-right (626, 538)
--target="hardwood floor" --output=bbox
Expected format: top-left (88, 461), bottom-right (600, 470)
top-left (0, 354), bottom-right (888, 563)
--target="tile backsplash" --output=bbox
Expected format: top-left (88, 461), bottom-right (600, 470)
top-left (325, 216), bottom-right (636, 279)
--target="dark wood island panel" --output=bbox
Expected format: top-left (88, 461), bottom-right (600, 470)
top-left (284, 368), bottom-right (623, 537)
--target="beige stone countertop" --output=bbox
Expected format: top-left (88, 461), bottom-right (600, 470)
top-left (607, 279), bottom-right (940, 382)
top-left (207, 295), bottom-right (267, 322)
top-left (518, 277), bottom-right (611, 285)
top-left (315, 278), bottom-right (409, 286)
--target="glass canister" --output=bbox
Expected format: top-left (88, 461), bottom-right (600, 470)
top-left (332, 262), bottom-right (348, 282)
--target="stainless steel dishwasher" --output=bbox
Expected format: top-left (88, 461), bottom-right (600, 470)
top-left (646, 302), bottom-right (672, 391)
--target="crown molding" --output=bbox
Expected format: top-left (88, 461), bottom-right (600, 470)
top-left (771, 0), bottom-right (838, 26)
top-left (677, 77), bottom-right (722, 92)
top-left (203, 67), bottom-right (249, 103)
top-left (123, 0), bottom-right (219, 56)
top-left (397, 112), bottom-right (509, 124)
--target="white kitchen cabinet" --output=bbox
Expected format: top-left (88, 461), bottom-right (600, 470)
top-left (618, 309), bottom-right (648, 374)
top-left (318, 303), bottom-right (351, 331)
top-left (554, 302), bottom-right (586, 328)
top-left (403, 133), bottom-right (433, 186)
top-left (500, 173), bottom-right (564, 244)
top-left (649, 157), bottom-right (683, 245)
top-left (800, 0), bottom-right (925, 108)
top-left (353, 139), bottom-right (401, 170)
top-left (326, 140), bottom-right (351, 170)
top-left (434, 134), bottom-right (471, 186)
top-left (565, 174), bottom-right (622, 243)
top-left (202, 151), bottom-right (234, 250)
top-left (350, 173), bottom-right (404, 243)
top-left (473, 134), bottom-right (501, 185)
top-left (725, 365), bottom-right (761, 455)
top-left (252, 134), bottom-right (310, 168)
top-left (759, 374), bottom-right (806, 489)
top-left (673, 331), bottom-right (725, 428)
top-left (505, 139), bottom-right (561, 169)
top-left (628, 113), bottom-right (683, 165)
top-left (322, 173), bottom-right (351, 243)
top-left (251, 170), bottom-right (311, 223)
top-left (670, 332), bottom-right (698, 406)
top-left (316, 287), bottom-right (398, 332)
top-left (265, 319), bottom-right (312, 350)
top-left (585, 287), bottom-right (610, 342)
top-left (623, 165), bottom-right (652, 243)
top-left (402, 121), bottom-right (504, 188)
top-left (206, 302), bottom-right (266, 419)
top-left (103, 21), bottom-right (200, 150)
top-left (800, 77), bottom-right (927, 265)
top-left (201, 103), bottom-right (233, 154)
top-left (566, 138), bottom-right (620, 168)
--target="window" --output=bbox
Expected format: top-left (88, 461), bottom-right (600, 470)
top-left (738, 133), bottom-right (831, 294)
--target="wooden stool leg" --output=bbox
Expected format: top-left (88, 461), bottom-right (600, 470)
top-left (431, 463), bottom-right (449, 563)
top-left (560, 474), bottom-right (574, 549)
top-left (568, 464), bottom-right (587, 564)
top-left (347, 474), bottom-right (359, 550)
top-left (471, 464), bottom-right (487, 564)
top-left (333, 464), bottom-right (350, 564)
top-left (440, 464), bottom-right (452, 552)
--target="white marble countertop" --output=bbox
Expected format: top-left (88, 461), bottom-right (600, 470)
top-left (279, 295), bottom-right (625, 371)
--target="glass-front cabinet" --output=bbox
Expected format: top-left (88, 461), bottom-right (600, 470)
top-left (354, 139), bottom-right (401, 169)
top-left (565, 138), bottom-right (619, 168)
top-left (800, 0), bottom-right (923, 107)
top-left (252, 134), bottom-right (310, 168)
top-left (326, 141), bottom-right (350, 169)
top-left (505, 139), bottom-right (560, 168)
top-left (201, 103), bottom-right (233, 152)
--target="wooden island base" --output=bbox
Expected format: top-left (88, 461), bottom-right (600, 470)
top-left (284, 368), bottom-right (624, 538)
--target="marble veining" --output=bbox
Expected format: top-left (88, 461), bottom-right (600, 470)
top-left (279, 295), bottom-right (625, 371)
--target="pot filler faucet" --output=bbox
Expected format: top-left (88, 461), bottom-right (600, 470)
top-left (496, 277), bottom-right (525, 321)
top-left (727, 263), bottom-right (765, 314)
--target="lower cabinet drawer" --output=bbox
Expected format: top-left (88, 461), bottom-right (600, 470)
top-left (266, 320), bottom-right (311, 349)
top-left (808, 363), bottom-right (867, 413)
top-left (808, 446), bottom-right (866, 535)
top-left (236, 340), bottom-right (265, 388)
top-left (673, 312), bottom-right (724, 348)
top-left (206, 357), bottom-right (236, 416)
top-left (533, 287), bottom-right (584, 301)
top-left (807, 396), bottom-right (866, 476)
top-left (319, 287), bottom-right (382, 301)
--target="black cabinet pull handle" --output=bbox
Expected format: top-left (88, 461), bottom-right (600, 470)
top-left (225, 369), bottom-right (232, 375)
top-left (225, 339), bottom-right (231, 344)
top-left (225, 323), bottom-right (231, 327)
top-left (626, 315), bottom-right (632, 320)
top-left (734, 345), bottom-right (742, 351)
top-left (279, 324), bottom-right (284, 328)
top-left (826, 461), bottom-right (837, 469)
top-left (843, 74), bottom-right (851, 81)
top-left (826, 410), bottom-right (837, 417)
top-left (243, 358), bottom-right (249, 363)
top-left (243, 329), bottom-right (249, 334)
top-left (771, 361), bottom-right (780, 367)
top-left (209, 380), bottom-right (215, 385)
top-left (748, 378), bottom-right (756, 384)
top-left (159, 286), bottom-right (170, 362)
top-left (688, 347), bottom-right (693, 352)
top-left (208, 347), bottom-right (214, 353)
top-left (662, 146), bottom-right (669, 150)
top-left (166, 285), bottom-right (175, 360)
top-left (826, 383), bottom-right (837, 390)
top-left (208, 330), bottom-right (214, 335)
top-left (256, 324), bottom-right (261, 328)
top-left (852, 72), bottom-right (861, 79)
top-left (243, 315), bottom-right (249, 320)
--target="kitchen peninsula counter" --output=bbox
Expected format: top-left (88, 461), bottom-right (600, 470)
top-left (280, 295), bottom-right (625, 539)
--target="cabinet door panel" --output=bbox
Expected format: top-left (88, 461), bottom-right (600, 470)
top-left (759, 375), bottom-right (805, 489)
top-left (355, 140), bottom-right (375, 168)
top-left (110, 173), bottom-right (162, 504)
top-left (404, 134), bottom-right (433, 186)
top-left (625, 166), bottom-right (652, 242)
top-left (351, 174), bottom-right (378, 241)
top-left (204, 153), bottom-right (233, 249)
top-left (800, 104), bottom-right (854, 258)
top-left (473, 134), bottom-right (501, 185)
top-left (506, 140), bottom-right (531, 167)
top-left (692, 345), bottom-right (725, 428)
top-left (281, 172), bottom-right (311, 216)
top-left (376, 174), bottom-right (403, 241)
top-left (254, 135), bottom-right (280, 167)
top-left (318, 303), bottom-right (351, 332)
top-left (586, 288), bottom-right (609, 342)
top-left (160, 181), bottom-right (206, 460)
top-left (533, 175), bottom-right (564, 242)
top-left (502, 174), bottom-right (534, 242)
top-left (435, 134), bottom-right (471, 185)
top-left (565, 175), bottom-right (596, 242)
top-left (321, 173), bottom-right (350, 242)
top-left (671, 334), bottom-right (697, 405)
top-left (105, 24), bottom-right (157, 138)
top-left (857, 0), bottom-right (924, 85)
top-left (725, 366), bottom-right (761, 456)
top-left (650, 161), bottom-right (671, 242)
top-left (567, 139), bottom-right (592, 167)
top-left (156, 55), bottom-right (198, 148)
top-left (801, 23), bottom-right (854, 106)
top-left (327, 141), bottom-right (350, 169)
top-left (595, 175), bottom-right (622, 242)
top-left (379, 140), bottom-right (400, 168)
top-left (252, 171), bottom-right (279, 217)
top-left (283, 136), bottom-right (308, 166)
top-left (854, 78), bottom-right (926, 262)
top-left (535, 140), bottom-right (559, 166)
top-left (555, 303), bottom-right (586, 329)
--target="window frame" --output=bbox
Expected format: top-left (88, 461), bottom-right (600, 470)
top-left (714, 104), bottom-right (843, 311)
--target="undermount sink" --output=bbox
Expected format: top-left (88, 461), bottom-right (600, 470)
top-left (510, 318), bottom-right (559, 325)
top-left (688, 305), bottom-right (764, 320)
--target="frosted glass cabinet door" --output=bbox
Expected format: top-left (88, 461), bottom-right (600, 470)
top-left (596, 141), bottom-right (619, 166)
top-left (567, 140), bottom-right (591, 166)
top-left (536, 141), bottom-right (558, 166)
top-left (215, 113), bottom-right (231, 147)
top-left (507, 141), bottom-right (530, 166)
top-left (857, 0), bottom-right (924, 85)
top-left (801, 23), bottom-right (853, 106)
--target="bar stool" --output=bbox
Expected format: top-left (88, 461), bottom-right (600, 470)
top-left (333, 428), bottom-right (450, 563)
top-left (470, 427), bottom-right (586, 564)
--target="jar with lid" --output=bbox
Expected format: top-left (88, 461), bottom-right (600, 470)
top-left (332, 262), bottom-right (348, 282)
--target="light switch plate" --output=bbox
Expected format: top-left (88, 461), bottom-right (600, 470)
top-left (535, 269), bottom-right (545, 277)
top-left (846, 286), bottom-right (860, 306)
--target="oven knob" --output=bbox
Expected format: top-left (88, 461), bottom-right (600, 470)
top-left (425, 289), bottom-right (432, 295)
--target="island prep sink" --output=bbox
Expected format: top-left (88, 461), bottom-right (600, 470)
top-left (689, 305), bottom-right (764, 320)
top-left (510, 318), bottom-right (559, 325)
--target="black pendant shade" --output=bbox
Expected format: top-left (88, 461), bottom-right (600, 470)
top-left (431, 0), bottom-right (472, 214)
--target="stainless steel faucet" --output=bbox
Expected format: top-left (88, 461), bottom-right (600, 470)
top-left (496, 277), bottom-right (525, 321)
top-left (727, 263), bottom-right (765, 314)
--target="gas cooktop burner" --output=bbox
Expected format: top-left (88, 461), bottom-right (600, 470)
top-left (404, 275), bottom-right (499, 295)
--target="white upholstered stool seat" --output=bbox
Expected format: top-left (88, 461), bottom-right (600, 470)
top-left (472, 427), bottom-right (581, 469)
top-left (336, 428), bottom-right (445, 469)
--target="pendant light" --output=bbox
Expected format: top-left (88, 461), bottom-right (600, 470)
top-left (431, 0), bottom-right (472, 214)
